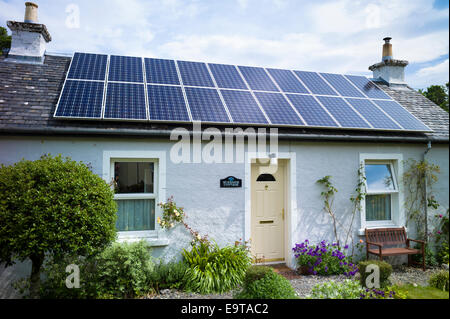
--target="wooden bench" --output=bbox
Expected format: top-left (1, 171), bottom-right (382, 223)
top-left (365, 227), bottom-right (426, 271)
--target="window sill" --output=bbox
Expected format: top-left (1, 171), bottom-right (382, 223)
top-left (358, 225), bottom-right (407, 236)
top-left (117, 231), bottom-right (170, 247)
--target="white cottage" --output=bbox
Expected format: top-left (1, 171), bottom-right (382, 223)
top-left (0, 2), bottom-right (448, 298)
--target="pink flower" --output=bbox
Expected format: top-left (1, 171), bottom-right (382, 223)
top-left (439, 214), bottom-right (443, 218)
top-left (437, 231), bottom-right (442, 235)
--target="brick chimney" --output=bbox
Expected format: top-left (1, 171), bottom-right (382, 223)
top-left (6, 2), bottom-right (52, 64)
top-left (369, 37), bottom-right (408, 88)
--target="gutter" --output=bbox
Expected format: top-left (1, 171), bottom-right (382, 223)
top-left (0, 125), bottom-right (448, 144)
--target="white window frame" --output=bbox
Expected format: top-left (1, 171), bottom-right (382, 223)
top-left (359, 153), bottom-right (405, 235)
top-left (103, 151), bottom-right (168, 245)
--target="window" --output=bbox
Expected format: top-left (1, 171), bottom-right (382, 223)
top-left (113, 161), bottom-right (157, 232)
top-left (365, 163), bottom-right (397, 222)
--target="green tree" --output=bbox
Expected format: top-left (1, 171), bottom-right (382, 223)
top-left (0, 154), bottom-right (118, 298)
top-left (419, 83), bottom-right (449, 112)
top-left (0, 26), bottom-right (12, 55)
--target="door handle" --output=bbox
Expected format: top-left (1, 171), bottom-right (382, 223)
top-left (260, 220), bottom-right (274, 224)
top-left (282, 208), bottom-right (285, 220)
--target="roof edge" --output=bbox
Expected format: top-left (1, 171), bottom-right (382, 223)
top-left (1, 125), bottom-right (448, 144)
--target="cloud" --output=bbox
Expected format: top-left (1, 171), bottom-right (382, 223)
top-left (409, 59), bottom-right (449, 88)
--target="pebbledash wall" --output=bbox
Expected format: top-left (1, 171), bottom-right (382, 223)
top-left (0, 136), bottom-right (449, 286)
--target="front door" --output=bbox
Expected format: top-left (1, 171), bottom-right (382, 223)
top-left (251, 161), bottom-right (285, 263)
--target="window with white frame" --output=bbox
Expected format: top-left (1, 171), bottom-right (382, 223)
top-left (113, 160), bottom-right (157, 232)
top-left (364, 162), bottom-right (398, 223)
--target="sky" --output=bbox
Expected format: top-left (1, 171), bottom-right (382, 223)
top-left (1, 0), bottom-right (448, 90)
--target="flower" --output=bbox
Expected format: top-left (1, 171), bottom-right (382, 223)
top-left (157, 217), bottom-right (161, 224)
top-left (197, 234), bottom-right (202, 240)
top-left (360, 239), bottom-right (364, 243)
top-left (170, 223), bottom-right (174, 228)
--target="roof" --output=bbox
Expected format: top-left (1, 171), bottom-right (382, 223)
top-left (0, 54), bottom-right (448, 143)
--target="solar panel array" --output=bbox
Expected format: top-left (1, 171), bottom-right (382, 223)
top-left (54, 52), bottom-right (432, 132)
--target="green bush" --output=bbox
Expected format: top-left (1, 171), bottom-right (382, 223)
top-left (235, 269), bottom-right (298, 299)
top-left (182, 241), bottom-right (252, 294)
top-left (429, 270), bottom-right (449, 292)
top-left (149, 260), bottom-right (189, 292)
top-left (0, 154), bottom-right (117, 298)
top-left (358, 260), bottom-right (392, 288)
top-left (308, 280), bottom-right (363, 299)
top-left (242, 266), bottom-right (273, 287)
top-left (39, 241), bottom-right (154, 299)
top-left (437, 243), bottom-right (449, 265)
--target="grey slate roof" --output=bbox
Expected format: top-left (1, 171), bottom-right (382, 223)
top-left (0, 54), bottom-right (448, 143)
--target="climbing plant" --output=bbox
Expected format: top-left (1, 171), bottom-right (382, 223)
top-left (403, 159), bottom-right (440, 242)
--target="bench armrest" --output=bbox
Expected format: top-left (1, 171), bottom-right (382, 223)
top-left (406, 238), bottom-right (425, 249)
top-left (366, 241), bottom-right (383, 255)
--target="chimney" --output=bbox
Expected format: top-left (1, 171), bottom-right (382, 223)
top-left (6, 2), bottom-right (52, 64)
top-left (369, 37), bottom-right (409, 88)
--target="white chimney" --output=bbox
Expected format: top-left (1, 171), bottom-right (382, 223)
top-left (6, 2), bottom-right (51, 64)
top-left (369, 37), bottom-right (409, 88)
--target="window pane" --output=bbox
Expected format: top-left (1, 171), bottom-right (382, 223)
top-left (366, 194), bottom-right (391, 221)
top-left (365, 164), bottom-right (395, 192)
top-left (116, 199), bottom-right (155, 231)
top-left (114, 162), bottom-right (154, 193)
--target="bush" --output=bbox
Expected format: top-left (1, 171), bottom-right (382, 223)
top-left (242, 266), bottom-right (273, 287)
top-left (292, 240), bottom-right (358, 276)
top-left (437, 243), bottom-right (449, 265)
top-left (358, 260), bottom-right (392, 288)
top-left (39, 241), bottom-right (154, 299)
top-left (235, 269), bottom-right (298, 299)
top-left (149, 260), bottom-right (189, 292)
top-left (429, 270), bottom-right (449, 292)
top-left (308, 279), bottom-right (363, 299)
top-left (0, 154), bottom-right (117, 298)
top-left (182, 241), bottom-right (252, 294)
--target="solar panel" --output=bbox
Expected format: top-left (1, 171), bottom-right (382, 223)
top-left (177, 61), bottom-right (215, 87)
top-left (254, 92), bottom-right (304, 125)
top-left (286, 94), bottom-right (338, 127)
top-left (345, 98), bottom-right (401, 130)
top-left (208, 63), bottom-right (248, 89)
top-left (220, 90), bottom-right (268, 124)
top-left (294, 71), bottom-right (338, 96)
top-left (345, 75), bottom-right (391, 99)
top-left (317, 96), bottom-right (370, 128)
top-left (147, 85), bottom-right (189, 122)
top-left (145, 58), bottom-right (180, 85)
top-left (55, 80), bottom-right (104, 118)
top-left (184, 87), bottom-right (230, 123)
top-left (238, 66), bottom-right (279, 92)
top-left (267, 68), bottom-right (309, 94)
top-left (108, 55), bottom-right (144, 83)
top-left (320, 73), bottom-right (365, 98)
top-left (372, 100), bottom-right (432, 131)
top-left (104, 83), bottom-right (147, 120)
top-left (67, 52), bottom-right (107, 81)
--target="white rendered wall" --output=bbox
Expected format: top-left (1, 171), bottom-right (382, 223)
top-left (8, 30), bottom-right (46, 58)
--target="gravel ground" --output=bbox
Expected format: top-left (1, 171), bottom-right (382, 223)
top-left (145, 266), bottom-right (446, 299)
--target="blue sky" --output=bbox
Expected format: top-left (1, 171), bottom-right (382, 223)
top-left (1, 0), bottom-right (448, 89)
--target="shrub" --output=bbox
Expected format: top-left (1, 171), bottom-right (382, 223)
top-left (182, 241), bottom-right (252, 294)
top-left (0, 154), bottom-right (117, 298)
top-left (358, 260), bottom-right (392, 288)
top-left (437, 243), bottom-right (449, 265)
top-left (429, 270), bottom-right (449, 292)
top-left (95, 241), bottom-right (154, 298)
top-left (149, 260), bottom-right (189, 292)
top-left (242, 266), bottom-right (273, 287)
top-left (308, 279), bottom-right (363, 299)
top-left (235, 269), bottom-right (298, 299)
top-left (292, 240), bottom-right (358, 276)
top-left (360, 286), bottom-right (407, 299)
top-left (38, 241), bottom-right (154, 299)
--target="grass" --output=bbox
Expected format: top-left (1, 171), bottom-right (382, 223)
top-left (395, 284), bottom-right (449, 299)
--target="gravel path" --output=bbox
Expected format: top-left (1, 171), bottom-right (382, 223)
top-left (145, 266), bottom-right (446, 299)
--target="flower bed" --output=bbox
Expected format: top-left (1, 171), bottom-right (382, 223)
top-left (292, 240), bottom-right (358, 277)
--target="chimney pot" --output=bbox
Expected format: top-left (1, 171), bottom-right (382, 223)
top-left (24, 2), bottom-right (39, 23)
top-left (382, 36), bottom-right (393, 61)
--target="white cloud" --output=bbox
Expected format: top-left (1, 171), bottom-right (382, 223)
top-left (410, 59), bottom-right (449, 88)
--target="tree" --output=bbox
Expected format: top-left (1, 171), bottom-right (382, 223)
top-left (0, 154), bottom-right (118, 298)
top-left (0, 26), bottom-right (12, 55)
top-left (419, 83), bottom-right (449, 113)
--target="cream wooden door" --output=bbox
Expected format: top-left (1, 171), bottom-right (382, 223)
top-left (251, 162), bottom-right (285, 262)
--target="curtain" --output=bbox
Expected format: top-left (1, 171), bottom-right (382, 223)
top-left (366, 194), bottom-right (391, 221)
top-left (116, 199), bottom-right (155, 231)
